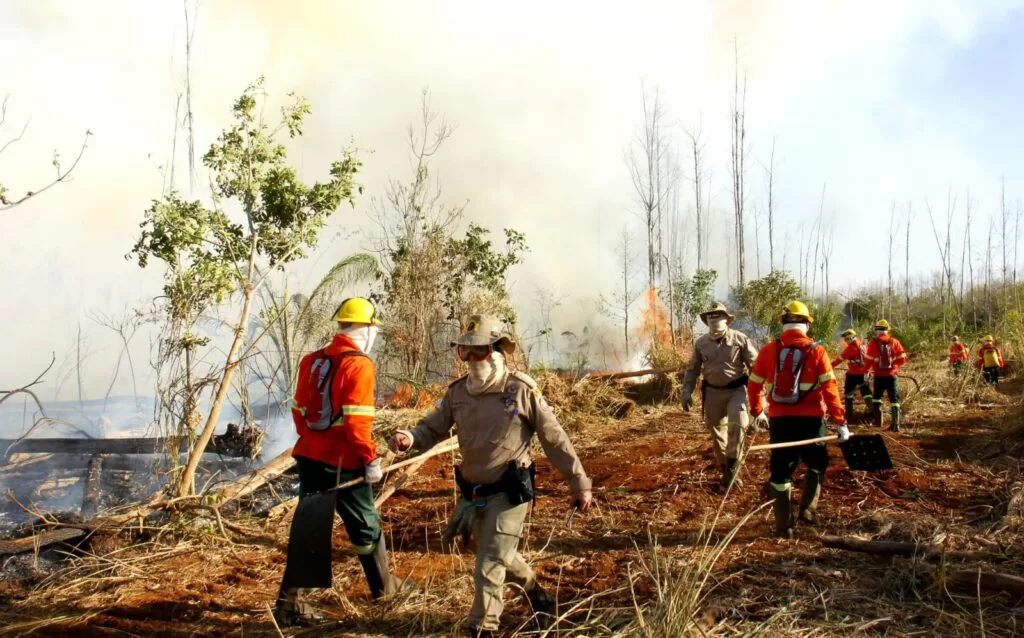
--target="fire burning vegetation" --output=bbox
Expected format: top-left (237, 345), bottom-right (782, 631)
top-left (8, 12), bottom-right (1024, 637)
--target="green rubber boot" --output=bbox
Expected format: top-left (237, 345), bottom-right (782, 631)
top-left (771, 483), bottom-right (793, 539)
top-left (798, 470), bottom-right (823, 524)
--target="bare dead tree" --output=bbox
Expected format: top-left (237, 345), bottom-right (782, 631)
top-left (729, 40), bottom-right (749, 287)
top-left (684, 119), bottom-right (708, 271)
top-left (752, 205), bottom-right (762, 279)
top-left (925, 190), bottom-right (959, 336)
top-left (965, 188), bottom-right (977, 328)
top-left (904, 201), bottom-right (913, 318)
top-left (1015, 198), bottom-right (1022, 313)
top-left (821, 214), bottom-right (835, 300)
top-left (0, 94), bottom-right (92, 211)
top-left (89, 309), bottom-right (144, 413)
top-left (887, 202), bottom-right (898, 318)
top-left (600, 226), bottom-right (640, 359)
top-left (182, 0), bottom-right (199, 194)
top-left (1001, 177), bottom-right (1009, 306)
top-left (627, 82), bottom-right (669, 290)
top-left (763, 137), bottom-right (777, 270)
top-left (811, 184), bottom-right (825, 297)
top-left (986, 215), bottom-right (994, 328)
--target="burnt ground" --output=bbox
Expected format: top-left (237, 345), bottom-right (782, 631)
top-left (3, 377), bottom-right (1024, 637)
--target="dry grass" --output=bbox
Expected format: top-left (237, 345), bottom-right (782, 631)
top-left (3, 363), bottom-right (1024, 636)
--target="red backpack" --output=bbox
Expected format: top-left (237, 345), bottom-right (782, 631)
top-left (771, 340), bottom-right (818, 405)
top-left (874, 338), bottom-right (893, 370)
top-left (298, 349), bottom-right (368, 431)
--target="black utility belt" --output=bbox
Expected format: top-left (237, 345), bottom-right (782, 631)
top-left (456, 461), bottom-right (536, 506)
top-left (703, 375), bottom-right (749, 390)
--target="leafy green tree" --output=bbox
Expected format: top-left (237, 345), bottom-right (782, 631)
top-left (670, 269), bottom-right (718, 342)
top-left (733, 269), bottom-right (803, 340)
top-left (129, 78), bottom-right (361, 497)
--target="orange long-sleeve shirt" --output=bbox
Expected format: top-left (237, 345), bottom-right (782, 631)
top-left (291, 333), bottom-right (378, 470)
top-left (831, 338), bottom-right (868, 375)
top-left (864, 334), bottom-right (907, 377)
top-left (748, 329), bottom-right (845, 422)
top-left (948, 343), bottom-right (968, 364)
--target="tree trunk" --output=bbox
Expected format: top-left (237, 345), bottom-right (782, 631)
top-left (176, 272), bottom-right (257, 498)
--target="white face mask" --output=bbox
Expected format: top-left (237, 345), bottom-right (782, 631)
top-left (875, 329), bottom-right (887, 337)
top-left (466, 350), bottom-right (507, 395)
top-left (708, 318), bottom-right (728, 333)
top-left (341, 324), bottom-right (379, 354)
top-left (782, 322), bottom-right (809, 334)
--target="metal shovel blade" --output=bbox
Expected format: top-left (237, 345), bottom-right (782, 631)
top-left (838, 434), bottom-right (893, 471)
top-left (280, 490), bottom-right (337, 589)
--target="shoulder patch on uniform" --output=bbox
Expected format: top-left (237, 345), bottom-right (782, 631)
top-left (509, 370), bottom-right (538, 389)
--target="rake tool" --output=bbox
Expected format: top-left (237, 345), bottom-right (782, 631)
top-left (748, 433), bottom-right (893, 471)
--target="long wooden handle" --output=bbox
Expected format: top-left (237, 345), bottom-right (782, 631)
top-left (329, 437), bottom-right (459, 492)
top-left (748, 435), bottom-right (838, 452)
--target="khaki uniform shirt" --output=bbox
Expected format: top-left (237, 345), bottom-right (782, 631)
top-left (682, 329), bottom-right (759, 392)
top-left (407, 371), bottom-right (592, 492)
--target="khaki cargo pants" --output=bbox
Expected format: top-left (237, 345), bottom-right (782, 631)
top-left (703, 386), bottom-right (749, 467)
top-left (469, 492), bottom-right (535, 631)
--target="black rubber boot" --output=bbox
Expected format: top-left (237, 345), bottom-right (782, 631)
top-left (465, 627), bottom-right (495, 638)
top-left (722, 458), bottom-right (741, 488)
top-left (872, 402), bottom-right (883, 427)
top-left (357, 536), bottom-right (399, 599)
top-left (798, 470), bottom-right (823, 524)
top-left (844, 398), bottom-right (854, 423)
top-left (889, 406), bottom-right (901, 433)
top-left (771, 484), bottom-right (793, 539)
top-left (526, 583), bottom-right (556, 630)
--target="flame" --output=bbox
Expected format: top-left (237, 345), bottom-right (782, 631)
top-left (638, 286), bottom-right (672, 347)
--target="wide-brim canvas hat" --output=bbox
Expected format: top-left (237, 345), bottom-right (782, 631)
top-left (451, 314), bottom-right (517, 354)
top-left (699, 302), bottom-right (736, 326)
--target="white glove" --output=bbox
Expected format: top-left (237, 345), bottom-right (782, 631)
top-left (365, 458), bottom-right (384, 484)
top-left (836, 424), bottom-right (851, 442)
top-left (754, 412), bottom-right (769, 430)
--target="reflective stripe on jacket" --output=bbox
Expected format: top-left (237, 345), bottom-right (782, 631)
top-left (747, 329), bottom-right (845, 421)
top-left (949, 343), bottom-right (968, 364)
top-left (832, 338), bottom-right (868, 375)
top-left (292, 333), bottom-right (378, 470)
top-left (864, 334), bottom-right (907, 377)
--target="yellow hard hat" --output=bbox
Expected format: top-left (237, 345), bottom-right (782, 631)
top-left (841, 328), bottom-right (857, 339)
top-left (332, 297), bottom-right (380, 325)
top-left (982, 334), bottom-right (994, 342)
top-left (873, 319), bottom-right (891, 330)
top-left (778, 300), bottom-right (814, 324)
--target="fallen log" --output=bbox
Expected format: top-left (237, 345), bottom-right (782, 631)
top-left (0, 527), bottom-right (88, 556)
top-left (0, 430), bottom-right (256, 460)
top-left (209, 447), bottom-right (295, 506)
top-left (81, 454), bottom-right (104, 518)
top-left (586, 367), bottom-right (680, 381)
top-left (822, 535), bottom-right (944, 558)
top-left (949, 570), bottom-right (1024, 598)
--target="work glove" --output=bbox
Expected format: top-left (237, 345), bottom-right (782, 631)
top-left (754, 412), bottom-right (769, 431)
top-left (364, 458), bottom-right (384, 484)
top-left (836, 423), bottom-right (851, 442)
top-left (682, 392), bottom-right (693, 412)
top-left (389, 431), bottom-right (413, 453)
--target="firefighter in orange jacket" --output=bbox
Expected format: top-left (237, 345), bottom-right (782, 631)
top-left (748, 301), bottom-right (847, 539)
top-left (864, 319), bottom-right (908, 432)
top-left (275, 298), bottom-right (399, 626)
top-left (832, 329), bottom-right (872, 420)
top-left (949, 336), bottom-right (968, 376)
top-left (976, 335), bottom-right (1005, 385)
